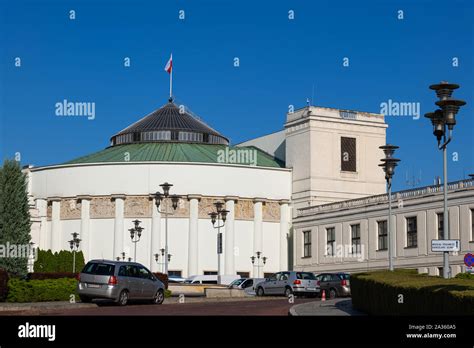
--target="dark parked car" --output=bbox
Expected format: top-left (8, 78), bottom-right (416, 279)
top-left (77, 260), bottom-right (165, 306)
top-left (315, 272), bottom-right (351, 298)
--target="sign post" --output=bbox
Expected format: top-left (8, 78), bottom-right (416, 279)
top-left (431, 240), bottom-right (460, 252)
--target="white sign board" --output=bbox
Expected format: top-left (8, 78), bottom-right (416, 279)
top-left (431, 240), bottom-right (460, 252)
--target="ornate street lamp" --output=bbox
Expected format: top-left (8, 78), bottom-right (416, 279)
top-left (153, 182), bottom-right (181, 275)
top-left (68, 232), bottom-right (81, 273)
top-left (425, 81), bottom-right (466, 279)
top-left (154, 248), bottom-right (171, 273)
top-left (129, 219), bottom-right (144, 262)
top-left (379, 144), bottom-right (400, 272)
top-left (250, 251), bottom-right (267, 278)
top-left (208, 202), bottom-right (229, 284)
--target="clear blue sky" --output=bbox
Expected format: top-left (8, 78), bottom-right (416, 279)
top-left (1, 0), bottom-right (473, 191)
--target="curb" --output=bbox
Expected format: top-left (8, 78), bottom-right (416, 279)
top-left (0, 302), bottom-right (97, 312)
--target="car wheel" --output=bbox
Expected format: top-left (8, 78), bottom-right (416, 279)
top-left (257, 287), bottom-right (265, 296)
top-left (117, 290), bottom-right (129, 306)
top-left (284, 287), bottom-right (293, 297)
top-left (79, 295), bottom-right (92, 303)
top-left (329, 288), bottom-right (337, 299)
top-left (152, 289), bottom-right (165, 305)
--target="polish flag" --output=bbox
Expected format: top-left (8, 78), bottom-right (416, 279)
top-left (164, 54), bottom-right (173, 74)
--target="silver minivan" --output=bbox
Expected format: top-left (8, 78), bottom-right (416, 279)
top-left (77, 260), bottom-right (165, 306)
top-left (255, 271), bottom-right (320, 297)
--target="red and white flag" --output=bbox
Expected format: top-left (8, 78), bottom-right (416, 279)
top-left (164, 54), bottom-right (173, 74)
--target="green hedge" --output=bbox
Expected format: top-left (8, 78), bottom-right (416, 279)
top-left (351, 269), bottom-right (474, 315)
top-left (34, 249), bottom-right (85, 273)
top-left (165, 289), bottom-right (172, 298)
top-left (7, 278), bottom-right (78, 303)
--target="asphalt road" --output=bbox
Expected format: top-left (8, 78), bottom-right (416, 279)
top-left (2, 297), bottom-right (320, 316)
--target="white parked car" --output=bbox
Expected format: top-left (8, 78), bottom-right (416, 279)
top-left (185, 275), bottom-right (241, 285)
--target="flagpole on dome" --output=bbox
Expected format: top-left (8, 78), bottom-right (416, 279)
top-left (165, 53), bottom-right (173, 102)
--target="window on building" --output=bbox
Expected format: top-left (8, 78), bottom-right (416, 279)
top-left (326, 227), bottom-right (336, 256)
top-left (377, 220), bottom-right (388, 250)
top-left (351, 224), bottom-right (361, 254)
top-left (471, 209), bottom-right (474, 241)
top-left (341, 137), bottom-right (356, 172)
top-left (263, 272), bottom-right (273, 278)
top-left (407, 217), bottom-right (417, 247)
top-left (168, 270), bottom-right (182, 277)
top-left (303, 231), bottom-right (311, 258)
top-left (237, 272), bottom-right (250, 278)
top-left (437, 213), bottom-right (444, 240)
top-left (203, 271), bottom-right (217, 275)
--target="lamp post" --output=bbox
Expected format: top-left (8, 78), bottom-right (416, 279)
top-left (208, 202), bottom-right (229, 284)
top-left (379, 145), bottom-right (400, 272)
top-left (129, 219), bottom-right (144, 262)
top-left (250, 251), bottom-right (267, 278)
top-left (116, 251), bottom-right (126, 261)
top-left (68, 232), bottom-right (81, 273)
top-left (425, 81), bottom-right (466, 279)
top-left (154, 248), bottom-right (171, 273)
top-left (154, 183), bottom-right (180, 275)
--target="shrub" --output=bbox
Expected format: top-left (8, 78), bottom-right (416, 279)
top-left (351, 269), bottom-right (474, 315)
top-left (164, 289), bottom-right (172, 298)
top-left (27, 272), bottom-right (78, 280)
top-left (455, 272), bottom-right (474, 280)
top-left (34, 249), bottom-right (85, 273)
top-left (7, 278), bottom-right (78, 303)
top-left (0, 268), bottom-right (10, 302)
top-left (153, 273), bottom-right (169, 289)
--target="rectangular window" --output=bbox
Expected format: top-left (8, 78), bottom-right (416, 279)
top-left (237, 272), bottom-right (250, 278)
top-left (303, 231), bottom-right (311, 258)
top-left (407, 217), bottom-right (418, 247)
top-left (326, 227), bottom-right (335, 256)
top-left (377, 220), bottom-right (388, 250)
top-left (471, 209), bottom-right (474, 241)
top-left (341, 137), bottom-right (356, 172)
top-left (203, 271), bottom-right (217, 275)
top-left (351, 224), bottom-right (361, 254)
top-left (168, 270), bottom-right (182, 277)
top-left (437, 213), bottom-right (444, 240)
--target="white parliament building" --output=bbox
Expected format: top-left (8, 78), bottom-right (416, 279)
top-left (25, 97), bottom-right (474, 278)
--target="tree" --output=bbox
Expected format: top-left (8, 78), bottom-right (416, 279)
top-left (0, 159), bottom-right (31, 276)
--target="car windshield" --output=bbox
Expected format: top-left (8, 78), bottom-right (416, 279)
top-left (296, 272), bottom-right (316, 280)
top-left (82, 262), bottom-right (115, 275)
top-left (338, 274), bottom-right (350, 280)
top-left (230, 279), bottom-right (246, 286)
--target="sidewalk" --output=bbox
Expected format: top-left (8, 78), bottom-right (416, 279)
top-left (0, 301), bottom-right (97, 313)
top-left (289, 298), bottom-right (366, 316)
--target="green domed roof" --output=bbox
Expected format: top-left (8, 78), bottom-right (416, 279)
top-left (65, 143), bottom-right (284, 168)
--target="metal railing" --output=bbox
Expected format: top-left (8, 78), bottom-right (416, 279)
top-left (297, 178), bottom-right (474, 217)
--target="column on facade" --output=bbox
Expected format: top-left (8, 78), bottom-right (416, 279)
top-left (187, 195), bottom-right (201, 277)
top-left (112, 195), bottom-right (126, 260)
top-left (253, 198), bottom-right (264, 277)
top-left (50, 197), bottom-right (62, 251)
top-left (36, 198), bottom-right (48, 250)
top-left (224, 196), bottom-right (238, 275)
top-left (279, 200), bottom-right (290, 271)
top-left (77, 196), bottom-right (91, 261)
top-left (149, 197), bottom-right (161, 272)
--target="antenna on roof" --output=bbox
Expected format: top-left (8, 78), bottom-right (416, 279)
top-left (405, 168), bottom-right (421, 188)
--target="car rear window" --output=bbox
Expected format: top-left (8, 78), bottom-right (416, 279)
top-left (296, 272), bottom-right (316, 280)
top-left (338, 273), bottom-right (350, 280)
top-left (82, 262), bottom-right (115, 276)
